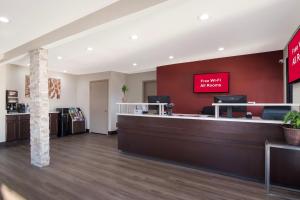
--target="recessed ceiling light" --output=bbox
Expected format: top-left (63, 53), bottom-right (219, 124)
top-left (169, 56), bottom-right (174, 60)
top-left (63, 70), bottom-right (67, 73)
top-left (218, 47), bottom-right (225, 51)
top-left (57, 56), bottom-right (63, 60)
top-left (0, 17), bottom-right (10, 23)
top-left (131, 34), bottom-right (138, 40)
top-left (27, 63), bottom-right (30, 66)
top-left (132, 63), bottom-right (137, 66)
top-left (87, 47), bottom-right (93, 51)
top-left (199, 14), bottom-right (209, 21)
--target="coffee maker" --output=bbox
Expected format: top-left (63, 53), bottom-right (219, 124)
top-left (17, 103), bottom-right (26, 113)
top-left (6, 90), bottom-right (18, 113)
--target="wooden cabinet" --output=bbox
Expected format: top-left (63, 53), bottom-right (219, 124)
top-left (19, 115), bottom-right (30, 140)
top-left (6, 114), bottom-right (30, 141)
top-left (49, 113), bottom-right (59, 137)
top-left (6, 113), bottom-right (59, 142)
top-left (6, 115), bottom-right (18, 142)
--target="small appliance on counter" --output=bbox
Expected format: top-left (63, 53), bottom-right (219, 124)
top-left (246, 112), bottom-right (253, 119)
top-left (6, 90), bottom-right (18, 113)
top-left (166, 103), bottom-right (175, 116)
top-left (134, 105), bottom-right (148, 115)
top-left (17, 103), bottom-right (26, 113)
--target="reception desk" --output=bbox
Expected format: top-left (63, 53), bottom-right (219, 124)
top-left (117, 113), bottom-right (300, 188)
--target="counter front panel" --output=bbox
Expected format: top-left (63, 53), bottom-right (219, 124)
top-left (117, 115), bottom-right (300, 188)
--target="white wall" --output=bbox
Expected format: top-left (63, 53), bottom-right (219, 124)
top-left (125, 71), bottom-right (156, 102)
top-left (0, 65), bottom-right (7, 142)
top-left (76, 71), bottom-right (154, 132)
top-left (0, 64), bottom-right (78, 142)
top-left (0, 63), bottom-right (154, 141)
top-left (76, 71), bottom-right (111, 131)
top-left (109, 72), bottom-right (126, 131)
top-left (5, 64), bottom-right (77, 111)
top-left (47, 71), bottom-right (78, 111)
top-left (293, 83), bottom-right (300, 103)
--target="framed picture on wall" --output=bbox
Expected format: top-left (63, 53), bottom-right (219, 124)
top-left (25, 75), bottom-right (30, 98)
top-left (25, 76), bottom-right (61, 99)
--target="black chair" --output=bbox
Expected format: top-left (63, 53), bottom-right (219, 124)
top-left (201, 106), bottom-right (215, 115)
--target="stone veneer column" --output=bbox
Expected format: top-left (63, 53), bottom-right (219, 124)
top-left (29, 48), bottom-right (50, 167)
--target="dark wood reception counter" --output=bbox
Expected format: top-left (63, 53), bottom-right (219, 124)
top-left (117, 114), bottom-right (300, 188)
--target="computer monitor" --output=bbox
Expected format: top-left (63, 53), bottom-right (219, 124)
top-left (262, 106), bottom-right (291, 120)
top-left (148, 96), bottom-right (170, 104)
top-left (214, 95), bottom-right (247, 118)
top-left (148, 96), bottom-right (170, 113)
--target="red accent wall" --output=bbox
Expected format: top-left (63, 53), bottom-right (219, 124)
top-left (157, 51), bottom-right (284, 115)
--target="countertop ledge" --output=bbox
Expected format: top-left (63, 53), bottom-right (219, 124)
top-left (6, 112), bottom-right (59, 116)
top-left (117, 113), bottom-right (284, 124)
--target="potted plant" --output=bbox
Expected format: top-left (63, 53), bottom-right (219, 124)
top-left (283, 111), bottom-right (300, 145)
top-left (121, 84), bottom-right (128, 102)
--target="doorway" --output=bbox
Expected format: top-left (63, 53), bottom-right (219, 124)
top-left (143, 80), bottom-right (157, 102)
top-left (90, 80), bottom-right (109, 134)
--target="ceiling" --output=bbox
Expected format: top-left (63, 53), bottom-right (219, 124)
top-left (5, 0), bottom-right (300, 74)
top-left (0, 0), bottom-right (118, 54)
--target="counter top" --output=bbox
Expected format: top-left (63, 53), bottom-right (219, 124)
top-left (212, 103), bottom-right (300, 107)
top-left (6, 113), bottom-right (30, 116)
top-left (6, 112), bottom-right (59, 116)
top-left (117, 113), bottom-right (283, 124)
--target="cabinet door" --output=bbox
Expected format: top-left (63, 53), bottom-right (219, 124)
top-left (19, 115), bottom-right (30, 140)
top-left (6, 116), bottom-right (18, 142)
top-left (49, 113), bottom-right (59, 137)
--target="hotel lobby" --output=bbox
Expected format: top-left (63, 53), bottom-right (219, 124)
top-left (0, 0), bottom-right (300, 199)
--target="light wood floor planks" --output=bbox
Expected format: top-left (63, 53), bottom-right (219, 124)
top-left (0, 134), bottom-right (298, 200)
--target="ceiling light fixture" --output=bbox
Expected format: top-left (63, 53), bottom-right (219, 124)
top-left (131, 34), bottom-right (138, 40)
top-left (0, 17), bottom-right (10, 23)
top-left (87, 47), bottom-right (93, 51)
top-left (169, 56), bottom-right (174, 60)
top-left (57, 56), bottom-right (63, 60)
top-left (132, 63), bottom-right (137, 66)
top-left (63, 70), bottom-right (67, 73)
top-left (218, 47), bottom-right (225, 51)
top-left (199, 14), bottom-right (209, 21)
top-left (27, 63), bottom-right (30, 66)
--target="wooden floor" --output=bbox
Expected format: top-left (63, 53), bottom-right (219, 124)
top-left (0, 134), bottom-right (299, 200)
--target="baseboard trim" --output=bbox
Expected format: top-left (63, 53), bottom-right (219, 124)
top-left (0, 141), bottom-right (6, 148)
top-left (108, 130), bottom-right (118, 135)
top-left (0, 140), bottom-right (29, 149)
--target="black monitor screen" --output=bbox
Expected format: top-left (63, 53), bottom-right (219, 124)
top-left (214, 95), bottom-right (247, 113)
top-left (148, 96), bottom-right (170, 104)
top-left (148, 96), bottom-right (170, 111)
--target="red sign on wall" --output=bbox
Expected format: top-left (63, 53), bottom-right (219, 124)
top-left (193, 72), bottom-right (229, 93)
top-left (288, 28), bottom-right (300, 83)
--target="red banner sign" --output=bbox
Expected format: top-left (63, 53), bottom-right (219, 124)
top-left (288, 28), bottom-right (300, 83)
top-left (193, 72), bottom-right (229, 93)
